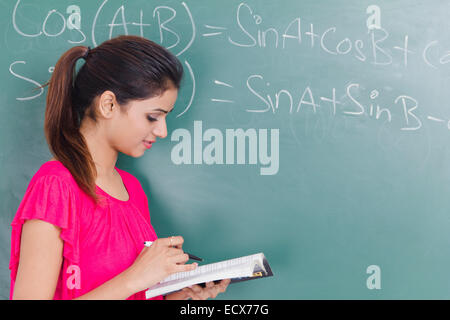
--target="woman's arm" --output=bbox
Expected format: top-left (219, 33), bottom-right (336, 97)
top-left (12, 220), bottom-right (197, 300)
top-left (73, 269), bottom-right (135, 300)
top-left (13, 219), bottom-right (136, 300)
top-left (12, 219), bottom-right (63, 299)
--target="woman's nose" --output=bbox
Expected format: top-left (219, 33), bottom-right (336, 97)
top-left (153, 117), bottom-right (167, 138)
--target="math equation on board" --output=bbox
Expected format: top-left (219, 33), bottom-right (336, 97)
top-left (8, 1), bottom-right (450, 133)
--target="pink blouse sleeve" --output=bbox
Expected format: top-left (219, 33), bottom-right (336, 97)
top-left (9, 175), bottom-right (80, 298)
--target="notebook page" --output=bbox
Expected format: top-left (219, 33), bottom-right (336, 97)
top-left (145, 253), bottom-right (267, 299)
top-left (145, 262), bottom-right (254, 299)
top-left (160, 252), bottom-right (263, 283)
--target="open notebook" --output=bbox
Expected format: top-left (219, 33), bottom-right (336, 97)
top-left (145, 252), bottom-right (273, 299)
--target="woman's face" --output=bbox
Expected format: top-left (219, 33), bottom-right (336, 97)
top-left (105, 86), bottom-right (178, 157)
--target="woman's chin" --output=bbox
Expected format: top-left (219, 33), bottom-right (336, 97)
top-left (121, 149), bottom-right (145, 158)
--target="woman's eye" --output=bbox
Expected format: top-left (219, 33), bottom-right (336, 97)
top-left (147, 115), bottom-right (157, 122)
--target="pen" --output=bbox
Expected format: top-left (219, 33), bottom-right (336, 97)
top-left (144, 241), bottom-right (203, 261)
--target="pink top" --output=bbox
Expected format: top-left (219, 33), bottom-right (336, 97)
top-left (9, 160), bottom-right (163, 300)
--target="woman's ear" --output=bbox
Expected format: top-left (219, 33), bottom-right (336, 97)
top-left (97, 91), bottom-right (117, 119)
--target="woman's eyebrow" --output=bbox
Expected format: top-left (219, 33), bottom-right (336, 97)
top-left (153, 107), bottom-right (174, 114)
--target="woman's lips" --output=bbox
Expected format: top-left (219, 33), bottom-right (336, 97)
top-left (143, 141), bottom-right (153, 149)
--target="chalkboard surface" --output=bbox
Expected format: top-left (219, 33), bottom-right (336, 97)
top-left (2, 0), bottom-right (450, 299)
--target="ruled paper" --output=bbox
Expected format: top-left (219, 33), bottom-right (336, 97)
top-left (145, 252), bottom-right (266, 298)
top-left (161, 253), bottom-right (264, 283)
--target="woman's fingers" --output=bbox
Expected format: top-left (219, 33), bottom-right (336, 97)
top-left (203, 281), bottom-right (219, 298)
top-left (182, 287), bottom-right (201, 300)
top-left (167, 247), bottom-right (184, 257)
top-left (183, 286), bottom-right (202, 300)
top-left (182, 280), bottom-right (231, 300)
top-left (174, 262), bottom-right (198, 273)
top-left (168, 236), bottom-right (184, 249)
top-left (219, 279), bottom-right (231, 292)
top-left (192, 284), bottom-right (210, 300)
top-left (171, 252), bottom-right (189, 264)
top-left (157, 236), bottom-right (184, 249)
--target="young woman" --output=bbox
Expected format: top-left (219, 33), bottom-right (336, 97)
top-left (9, 35), bottom-right (230, 300)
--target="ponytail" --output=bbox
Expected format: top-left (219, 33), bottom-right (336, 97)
top-left (41, 46), bottom-right (103, 206)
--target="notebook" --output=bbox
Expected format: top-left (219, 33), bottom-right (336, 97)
top-left (145, 252), bottom-right (273, 299)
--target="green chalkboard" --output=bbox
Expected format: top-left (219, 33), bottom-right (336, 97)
top-left (2, 0), bottom-right (450, 299)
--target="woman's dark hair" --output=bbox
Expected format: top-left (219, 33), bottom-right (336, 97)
top-left (40, 35), bottom-right (183, 206)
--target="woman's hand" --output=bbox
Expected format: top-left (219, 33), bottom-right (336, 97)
top-left (123, 236), bottom-right (198, 294)
top-left (180, 279), bottom-right (231, 300)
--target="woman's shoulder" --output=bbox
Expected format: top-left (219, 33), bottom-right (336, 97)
top-left (30, 159), bottom-right (78, 187)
